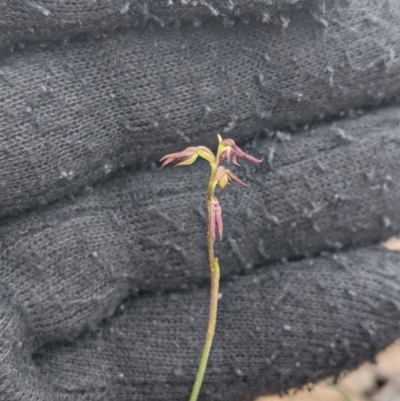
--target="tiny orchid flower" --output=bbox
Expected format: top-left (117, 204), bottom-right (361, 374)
top-left (160, 146), bottom-right (215, 168)
top-left (214, 165), bottom-right (249, 189)
top-left (217, 134), bottom-right (263, 166)
top-left (159, 134), bottom-right (262, 401)
top-left (209, 196), bottom-right (223, 241)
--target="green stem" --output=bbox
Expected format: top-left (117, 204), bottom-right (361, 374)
top-left (188, 257), bottom-right (220, 401)
top-left (188, 170), bottom-right (220, 401)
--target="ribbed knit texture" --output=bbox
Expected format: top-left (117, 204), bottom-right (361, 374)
top-left (1, 0), bottom-right (400, 216)
top-left (0, 0), bottom-right (313, 45)
top-left (1, 0), bottom-right (400, 400)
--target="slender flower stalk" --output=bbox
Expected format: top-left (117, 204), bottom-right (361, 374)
top-left (160, 134), bottom-right (262, 401)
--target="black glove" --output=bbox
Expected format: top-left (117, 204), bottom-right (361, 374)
top-left (1, 1), bottom-right (400, 400)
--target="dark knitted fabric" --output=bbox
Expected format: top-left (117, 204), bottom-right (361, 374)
top-left (1, 0), bottom-right (400, 217)
top-left (1, 0), bottom-right (400, 400)
top-left (0, 0), bottom-right (314, 45)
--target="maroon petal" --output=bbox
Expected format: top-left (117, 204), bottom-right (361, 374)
top-left (159, 147), bottom-right (196, 162)
top-left (221, 138), bottom-right (235, 147)
top-left (175, 153), bottom-right (198, 166)
top-left (160, 157), bottom-right (176, 169)
top-left (243, 153), bottom-right (263, 164)
top-left (227, 170), bottom-right (249, 187)
top-left (231, 153), bottom-right (241, 166)
top-left (159, 147), bottom-right (197, 169)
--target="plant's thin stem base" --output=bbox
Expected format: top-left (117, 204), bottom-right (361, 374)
top-left (188, 258), bottom-right (220, 401)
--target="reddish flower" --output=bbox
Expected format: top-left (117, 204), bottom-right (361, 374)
top-left (160, 146), bottom-right (215, 169)
top-left (214, 166), bottom-right (249, 189)
top-left (218, 134), bottom-right (263, 166)
top-left (209, 196), bottom-right (223, 241)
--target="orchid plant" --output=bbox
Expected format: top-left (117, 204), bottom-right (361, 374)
top-left (160, 134), bottom-right (262, 401)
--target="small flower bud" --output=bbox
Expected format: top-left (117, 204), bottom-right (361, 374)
top-left (209, 196), bottom-right (223, 241)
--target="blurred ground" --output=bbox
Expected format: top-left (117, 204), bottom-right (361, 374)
top-left (259, 342), bottom-right (400, 401)
top-left (258, 236), bottom-right (400, 401)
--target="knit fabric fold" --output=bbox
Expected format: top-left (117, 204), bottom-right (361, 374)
top-left (1, 0), bottom-right (400, 400)
top-left (0, 0), bottom-right (315, 46)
